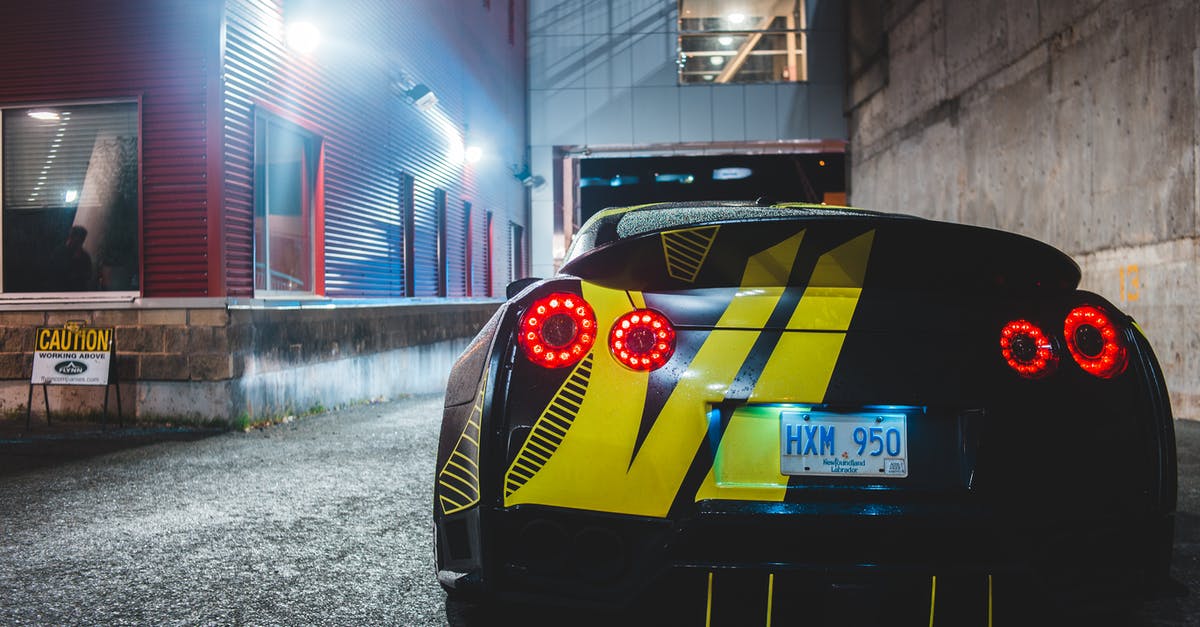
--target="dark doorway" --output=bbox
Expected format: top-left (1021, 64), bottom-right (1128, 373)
top-left (578, 153), bottom-right (845, 224)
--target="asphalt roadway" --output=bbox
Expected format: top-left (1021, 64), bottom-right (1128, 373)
top-left (0, 396), bottom-right (1196, 626)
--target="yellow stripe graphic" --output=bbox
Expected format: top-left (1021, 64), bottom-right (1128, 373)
top-left (662, 226), bottom-right (720, 282)
top-left (929, 575), bottom-right (937, 627)
top-left (695, 230), bottom-right (875, 502)
top-left (765, 573), bottom-right (774, 627)
top-left (503, 353), bottom-right (595, 497)
top-left (988, 574), bottom-right (993, 627)
top-left (437, 368), bottom-right (488, 515)
top-left (504, 232), bottom-right (805, 516)
top-left (706, 572), bottom-right (714, 627)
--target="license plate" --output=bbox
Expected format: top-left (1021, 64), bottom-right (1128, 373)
top-left (780, 410), bottom-right (908, 477)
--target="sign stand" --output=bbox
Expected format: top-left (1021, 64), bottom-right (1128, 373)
top-left (26, 322), bottom-right (122, 430)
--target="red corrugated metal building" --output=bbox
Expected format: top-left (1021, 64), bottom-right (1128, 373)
top-left (0, 0), bottom-right (527, 421)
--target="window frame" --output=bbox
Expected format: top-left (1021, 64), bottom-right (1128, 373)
top-left (677, 0), bottom-right (809, 85)
top-left (400, 171), bottom-right (416, 297)
top-left (484, 210), bottom-right (494, 297)
top-left (463, 200), bottom-right (474, 297)
top-left (509, 221), bottom-right (524, 282)
top-left (434, 188), bottom-right (447, 297)
top-left (251, 107), bottom-right (324, 298)
top-left (0, 98), bottom-right (142, 300)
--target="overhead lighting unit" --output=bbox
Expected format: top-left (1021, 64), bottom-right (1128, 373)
top-left (713, 167), bottom-right (753, 180)
top-left (404, 84), bottom-right (439, 112)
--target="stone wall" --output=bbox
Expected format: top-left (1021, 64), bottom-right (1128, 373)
top-left (1, 301), bottom-right (499, 424)
top-left (847, 0), bottom-right (1199, 418)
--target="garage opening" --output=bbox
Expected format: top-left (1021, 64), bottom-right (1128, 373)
top-left (577, 152), bottom-right (845, 225)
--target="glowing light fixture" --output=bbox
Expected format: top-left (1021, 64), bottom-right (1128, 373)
top-left (727, 12), bottom-right (746, 24)
top-left (286, 21), bottom-right (321, 54)
top-left (64, 190), bottom-right (78, 203)
top-left (519, 293), bottom-right (597, 368)
top-left (713, 167), bottom-right (753, 180)
top-left (1064, 305), bottom-right (1128, 378)
top-left (404, 84), bottom-right (439, 111)
top-left (609, 309), bottom-right (676, 371)
top-left (27, 110), bottom-right (60, 121)
top-left (710, 55), bottom-right (724, 66)
top-left (999, 319), bottom-right (1057, 379)
top-left (465, 145), bottom-right (484, 164)
top-left (718, 36), bottom-right (733, 46)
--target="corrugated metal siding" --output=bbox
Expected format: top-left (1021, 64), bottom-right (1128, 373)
top-left (0, 0), bottom-right (216, 297)
top-left (223, 0), bottom-right (528, 299)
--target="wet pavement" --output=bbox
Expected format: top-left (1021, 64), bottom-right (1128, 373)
top-left (0, 400), bottom-right (1196, 625)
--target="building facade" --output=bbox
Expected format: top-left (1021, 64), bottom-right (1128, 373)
top-left (0, 0), bottom-right (528, 422)
top-left (526, 0), bottom-right (848, 275)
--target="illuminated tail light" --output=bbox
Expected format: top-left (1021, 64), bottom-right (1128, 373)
top-left (609, 309), bottom-right (676, 371)
top-left (1000, 319), bottom-right (1058, 379)
top-left (1064, 305), bottom-right (1128, 378)
top-left (518, 293), bottom-right (596, 368)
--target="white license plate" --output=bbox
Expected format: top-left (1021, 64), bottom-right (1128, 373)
top-left (780, 410), bottom-right (908, 477)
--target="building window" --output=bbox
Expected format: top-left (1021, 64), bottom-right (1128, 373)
top-left (1, 102), bottom-right (139, 293)
top-left (678, 0), bottom-right (808, 84)
top-left (400, 172), bottom-right (415, 297)
top-left (509, 221), bottom-right (524, 282)
top-left (484, 210), bottom-right (494, 297)
top-left (434, 188), bottom-right (447, 297)
top-left (463, 201), bottom-right (474, 297)
top-left (254, 113), bottom-right (319, 294)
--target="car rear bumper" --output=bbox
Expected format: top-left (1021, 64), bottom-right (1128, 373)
top-left (477, 501), bottom-right (1174, 612)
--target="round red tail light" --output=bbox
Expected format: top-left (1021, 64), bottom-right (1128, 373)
top-left (518, 293), bottom-right (596, 368)
top-left (1000, 319), bottom-right (1058, 379)
top-left (609, 309), bottom-right (675, 371)
top-left (1064, 305), bottom-right (1127, 378)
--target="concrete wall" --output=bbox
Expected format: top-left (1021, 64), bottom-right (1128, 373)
top-left (847, 0), bottom-right (1199, 419)
top-left (3, 302), bottom-right (498, 425)
top-left (527, 0), bottom-right (848, 275)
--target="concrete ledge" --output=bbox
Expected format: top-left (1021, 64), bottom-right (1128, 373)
top-left (237, 337), bottom-right (472, 419)
top-left (0, 300), bottom-right (500, 424)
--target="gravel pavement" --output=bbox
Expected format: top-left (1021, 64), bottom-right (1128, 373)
top-left (0, 398), bottom-right (1196, 626)
top-left (0, 396), bottom-right (447, 626)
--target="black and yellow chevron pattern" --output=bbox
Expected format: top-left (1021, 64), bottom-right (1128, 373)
top-left (504, 354), bottom-right (594, 497)
top-left (437, 371), bottom-right (486, 515)
top-left (661, 226), bottom-right (720, 282)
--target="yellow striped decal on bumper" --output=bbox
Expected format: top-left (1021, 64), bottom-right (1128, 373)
top-left (437, 368), bottom-right (487, 515)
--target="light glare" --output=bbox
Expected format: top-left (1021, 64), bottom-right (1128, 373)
top-left (286, 21), bottom-right (321, 54)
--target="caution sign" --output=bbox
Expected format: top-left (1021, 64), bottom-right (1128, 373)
top-left (31, 325), bottom-right (114, 386)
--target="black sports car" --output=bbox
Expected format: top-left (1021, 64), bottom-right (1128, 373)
top-left (434, 201), bottom-right (1177, 622)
